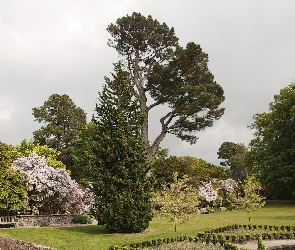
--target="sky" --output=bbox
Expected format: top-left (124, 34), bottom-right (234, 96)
top-left (1, 0), bottom-right (295, 166)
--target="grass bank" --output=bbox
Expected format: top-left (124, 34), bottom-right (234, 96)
top-left (0, 200), bottom-right (294, 250)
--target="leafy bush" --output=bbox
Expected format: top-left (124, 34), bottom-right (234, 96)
top-left (71, 214), bottom-right (92, 224)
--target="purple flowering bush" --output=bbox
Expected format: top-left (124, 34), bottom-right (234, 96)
top-left (12, 152), bottom-right (94, 214)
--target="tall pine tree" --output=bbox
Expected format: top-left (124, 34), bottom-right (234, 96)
top-left (90, 63), bottom-right (152, 232)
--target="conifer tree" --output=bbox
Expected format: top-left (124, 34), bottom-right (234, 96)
top-left (89, 62), bottom-right (152, 232)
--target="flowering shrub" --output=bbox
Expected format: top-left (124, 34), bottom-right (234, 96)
top-left (197, 178), bottom-right (238, 209)
top-left (12, 152), bottom-right (94, 214)
top-left (198, 181), bottom-right (218, 203)
top-left (219, 179), bottom-right (237, 192)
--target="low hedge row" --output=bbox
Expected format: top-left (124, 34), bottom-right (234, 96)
top-left (109, 224), bottom-right (293, 250)
top-left (206, 224), bottom-right (295, 233)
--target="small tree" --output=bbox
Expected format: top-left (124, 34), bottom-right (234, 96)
top-left (153, 172), bottom-right (199, 232)
top-left (235, 175), bottom-right (265, 221)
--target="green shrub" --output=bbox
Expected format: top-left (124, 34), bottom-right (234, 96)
top-left (257, 237), bottom-right (266, 250)
top-left (71, 214), bottom-right (92, 224)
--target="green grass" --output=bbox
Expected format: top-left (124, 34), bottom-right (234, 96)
top-left (0, 200), bottom-right (295, 250)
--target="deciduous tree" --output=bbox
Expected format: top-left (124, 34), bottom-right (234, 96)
top-left (0, 142), bottom-right (27, 215)
top-left (152, 172), bottom-right (199, 232)
top-left (235, 175), bottom-right (265, 221)
top-left (107, 12), bottom-right (225, 159)
top-left (151, 156), bottom-right (196, 189)
top-left (15, 140), bottom-right (66, 169)
top-left (246, 83), bottom-right (295, 199)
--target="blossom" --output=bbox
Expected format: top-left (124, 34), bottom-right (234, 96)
top-left (12, 152), bottom-right (94, 214)
top-left (198, 181), bottom-right (218, 202)
top-left (219, 179), bottom-right (237, 192)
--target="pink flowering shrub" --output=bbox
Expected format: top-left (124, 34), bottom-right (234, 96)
top-left (12, 152), bottom-right (94, 214)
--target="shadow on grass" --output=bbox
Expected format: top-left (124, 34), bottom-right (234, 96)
top-left (58, 225), bottom-right (155, 237)
top-left (57, 225), bottom-right (110, 235)
top-left (265, 200), bottom-right (295, 207)
top-left (268, 215), bottom-right (295, 221)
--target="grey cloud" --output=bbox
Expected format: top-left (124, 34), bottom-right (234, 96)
top-left (1, 0), bottom-right (295, 165)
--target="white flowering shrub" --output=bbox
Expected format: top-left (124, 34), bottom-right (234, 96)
top-left (12, 152), bottom-right (94, 214)
top-left (198, 181), bottom-right (218, 203)
top-left (197, 178), bottom-right (238, 209)
top-left (219, 179), bottom-right (237, 192)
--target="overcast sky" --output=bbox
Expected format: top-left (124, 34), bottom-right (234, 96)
top-left (1, 0), bottom-right (295, 165)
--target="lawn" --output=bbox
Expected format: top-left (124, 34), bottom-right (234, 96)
top-left (0, 200), bottom-right (294, 250)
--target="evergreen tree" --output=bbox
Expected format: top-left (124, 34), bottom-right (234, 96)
top-left (108, 13), bottom-right (225, 159)
top-left (89, 63), bottom-right (152, 232)
top-left (32, 94), bottom-right (87, 178)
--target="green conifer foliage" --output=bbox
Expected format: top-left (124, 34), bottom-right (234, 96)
top-left (90, 63), bottom-right (152, 233)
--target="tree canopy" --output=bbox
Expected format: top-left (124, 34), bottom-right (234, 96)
top-left (246, 83), bottom-right (295, 199)
top-left (32, 94), bottom-right (87, 177)
top-left (217, 142), bottom-right (249, 180)
top-left (107, 12), bottom-right (225, 159)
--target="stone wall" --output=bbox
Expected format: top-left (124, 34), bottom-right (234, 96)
top-left (16, 214), bottom-right (76, 227)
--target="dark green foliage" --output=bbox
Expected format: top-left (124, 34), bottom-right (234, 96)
top-left (217, 142), bottom-right (249, 180)
top-left (152, 155), bottom-right (230, 189)
top-left (147, 42), bottom-right (225, 144)
top-left (246, 83), bottom-right (295, 199)
top-left (108, 12), bottom-right (225, 159)
top-left (72, 122), bottom-right (99, 184)
top-left (107, 12), bottom-right (178, 69)
top-left (151, 156), bottom-right (195, 188)
top-left (71, 214), bottom-right (92, 224)
top-left (86, 63), bottom-right (152, 233)
top-left (32, 94), bottom-right (87, 178)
